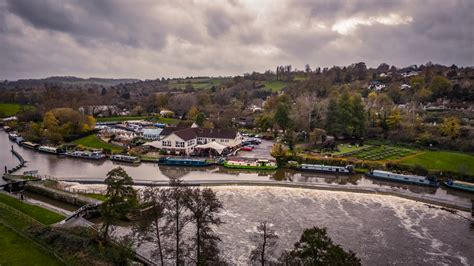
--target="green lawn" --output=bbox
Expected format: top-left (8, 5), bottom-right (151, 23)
top-left (401, 151), bottom-right (474, 175)
top-left (0, 193), bottom-right (64, 225)
top-left (96, 116), bottom-right (151, 122)
top-left (0, 224), bottom-right (63, 266)
top-left (0, 103), bottom-right (33, 117)
top-left (332, 144), bottom-right (372, 156)
top-left (82, 193), bottom-right (107, 201)
top-left (73, 134), bottom-right (122, 152)
top-left (262, 80), bottom-right (290, 92)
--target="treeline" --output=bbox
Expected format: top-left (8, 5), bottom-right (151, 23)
top-left (99, 167), bottom-right (360, 265)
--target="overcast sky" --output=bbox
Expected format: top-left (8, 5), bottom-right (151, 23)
top-left (1, 0), bottom-right (473, 80)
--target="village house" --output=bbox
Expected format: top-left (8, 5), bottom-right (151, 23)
top-left (146, 127), bottom-right (243, 156)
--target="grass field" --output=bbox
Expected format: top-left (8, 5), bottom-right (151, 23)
top-left (0, 193), bottom-right (64, 225)
top-left (262, 80), bottom-right (290, 92)
top-left (82, 193), bottom-right (107, 201)
top-left (0, 103), bottom-right (33, 117)
top-left (401, 151), bottom-right (474, 175)
top-left (73, 134), bottom-right (122, 152)
top-left (167, 78), bottom-right (228, 90)
top-left (332, 144), bottom-right (371, 156)
top-left (0, 224), bottom-right (63, 266)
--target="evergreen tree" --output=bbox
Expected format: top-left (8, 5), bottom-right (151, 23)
top-left (350, 95), bottom-right (366, 138)
top-left (337, 92), bottom-right (353, 138)
top-left (325, 98), bottom-right (339, 136)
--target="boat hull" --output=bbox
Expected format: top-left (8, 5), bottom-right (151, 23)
top-left (223, 163), bottom-right (277, 170)
top-left (444, 182), bottom-right (474, 193)
top-left (297, 167), bottom-right (353, 175)
top-left (366, 173), bottom-right (439, 187)
top-left (158, 159), bottom-right (210, 167)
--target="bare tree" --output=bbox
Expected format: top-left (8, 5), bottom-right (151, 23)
top-left (164, 179), bottom-right (192, 265)
top-left (134, 186), bottom-right (167, 265)
top-left (249, 221), bottom-right (279, 265)
top-left (184, 187), bottom-right (224, 265)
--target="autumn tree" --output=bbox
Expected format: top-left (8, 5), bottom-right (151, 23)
top-left (274, 102), bottom-right (290, 131)
top-left (249, 221), bottom-right (279, 265)
top-left (439, 116), bottom-right (461, 139)
top-left (279, 227), bottom-right (360, 265)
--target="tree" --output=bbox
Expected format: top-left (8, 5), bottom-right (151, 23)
top-left (440, 116), bottom-right (460, 139)
top-left (270, 143), bottom-right (288, 166)
top-left (325, 97), bottom-right (340, 136)
top-left (195, 112), bottom-right (206, 127)
top-left (279, 227), bottom-right (360, 265)
top-left (100, 167), bottom-right (137, 245)
top-left (337, 92), bottom-right (353, 137)
top-left (350, 94), bottom-right (366, 138)
top-left (256, 114), bottom-right (273, 132)
top-left (184, 187), bottom-right (224, 265)
top-left (164, 179), bottom-right (192, 265)
top-left (387, 108), bottom-right (401, 130)
top-left (274, 101), bottom-right (292, 132)
top-left (188, 106), bottom-right (200, 121)
top-left (430, 76), bottom-right (451, 98)
top-left (249, 221), bottom-right (279, 265)
top-left (134, 186), bottom-right (167, 265)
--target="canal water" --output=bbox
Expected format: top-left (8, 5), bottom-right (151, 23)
top-left (1, 131), bottom-right (474, 264)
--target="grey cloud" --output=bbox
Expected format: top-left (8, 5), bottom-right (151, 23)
top-left (0, 0), bottom-right (472, 80)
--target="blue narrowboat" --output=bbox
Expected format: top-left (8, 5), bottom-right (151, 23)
top-left (366, 170), bottom-right (439, 187)
top-left (158, 157), bottom-right (210, 167)
top-left (444, 179), bottom-right (474, 193)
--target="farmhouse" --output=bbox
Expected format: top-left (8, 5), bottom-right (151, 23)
top-left (146, 127), bottom-right (243, 155)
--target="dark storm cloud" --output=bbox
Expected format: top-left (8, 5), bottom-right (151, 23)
top-left (0, 0), bottom-right (472, 80)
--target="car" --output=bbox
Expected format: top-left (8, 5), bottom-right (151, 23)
top-left (241, 146), bottom-right (254, 151)
top-left (254, 134), bottom-right (262, 138)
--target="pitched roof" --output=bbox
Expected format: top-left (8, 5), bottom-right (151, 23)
top-left (163, 127), bottom-right (238, 140)
top-left (174, 128), bottom-right (198, 141)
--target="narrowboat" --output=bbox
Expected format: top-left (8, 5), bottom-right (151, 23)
top-left (15, 136), bottom-right (25, 144)
top-left (298, 164), bottom-right (354, 174)
top-left (110, 154), bottom-right (141, 164)
top-left (444, 179), bottom-right (474, 193)
top-left (223, 159), bottom-right (278, 170)
top-left (366, 170), bottom-right (439, 187)
top-left (22, 141), bottom-right (40, 150)
top-left (70, 151), bottom-right (106, 160)
top-left (158, 157), bottom-right (210, 167)
top-left (38, 146), bottom-right (59, 154)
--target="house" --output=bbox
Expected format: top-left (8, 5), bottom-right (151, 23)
top-left (146, 127), bottom-right (243, 155)
top-left (142, 128), bottom-right (163, 140)
top-left (368, 81), bottom-right (386, 91)
top-left (400, 84), bottom-right (411, 90)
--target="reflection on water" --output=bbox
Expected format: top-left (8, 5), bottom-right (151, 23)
top-left (1, 131), bottom-right (472, 206)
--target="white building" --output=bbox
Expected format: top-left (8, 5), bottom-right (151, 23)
top-left (142, 128), bottom-right (163, 141)
top-left (146, 127), bottom-right (243, 155)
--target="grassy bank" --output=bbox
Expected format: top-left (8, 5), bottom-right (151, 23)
top-left (0, 103), bottom-right (33, 117)
top-left (73, 134), bottom-right (122, 153)
top-left (400, 151), bottom-right (474, 176)
top-left (0, 193), bottom-right (64, 225)
top-left (0, 224), bottom-right (63, 265)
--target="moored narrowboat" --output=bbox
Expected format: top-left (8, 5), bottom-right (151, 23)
top-left (22, 141), bottom-right (40, 150)
top-left (444, 179), bottom-right (474, 193)
top-left (38, 146), bottom-right (59, 154)
top-left (366, 170), bottom-right (439, 187)
top-left (70, 150), bottom-right (106, 160)
top-left (223, 159), bottom-right (277, 170)
top-left (298, 164), bottom-right (354, 174)
top-left (110, 154), bottom-right (140, 164)
top-left (158, 157), bottom-right (210, 167)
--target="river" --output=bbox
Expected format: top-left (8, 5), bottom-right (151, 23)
top-left (1, 131), bottom-right (474, 264)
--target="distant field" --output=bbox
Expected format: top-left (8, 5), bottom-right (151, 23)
top-left (167, 78), bottom-right (228, 90)
top-left (262, 80), bottom-right (290, 92)
top-left (0, 193), bottom-right (64, 225)
top-left (73, 134), bottom-right (123, 152)
top-left (0, 103), bottom-right (33, 117)
top-left (0, 224), bottom-right (63, 265)
top-left (401, 151), bottom-right (474, 175)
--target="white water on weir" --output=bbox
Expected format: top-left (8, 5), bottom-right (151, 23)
top-left (116, 187), bottom-right (473, 265)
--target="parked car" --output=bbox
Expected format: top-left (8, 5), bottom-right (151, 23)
top-left (241, 146), bottom-right (254, 151)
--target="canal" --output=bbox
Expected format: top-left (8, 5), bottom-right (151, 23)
top-left (1, 131), bottom-right (473, 264)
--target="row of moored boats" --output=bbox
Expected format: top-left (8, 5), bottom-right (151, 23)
top-left (7, 131), bottom-right (473, 193)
